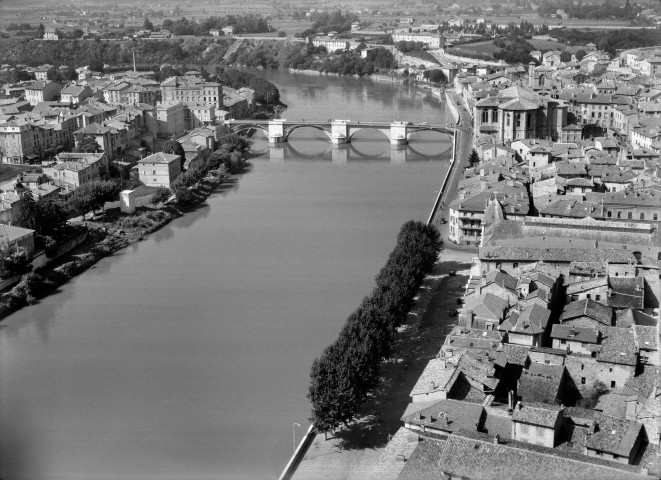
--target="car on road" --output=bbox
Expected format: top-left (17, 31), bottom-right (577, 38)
top-left (457, 298), bottom-right (464, 305)
top-left (439, 217), bottom-right (447, 224)
top-left (449, 309), bottom-right (458, 317)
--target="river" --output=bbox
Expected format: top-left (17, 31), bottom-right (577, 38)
top-left (0, 71), bottom-right (452, 479)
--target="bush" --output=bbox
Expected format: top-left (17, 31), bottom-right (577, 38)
top-left (151, 186), bottom-right (172, 204)
top-left (174, 186), bottom-right (193, 204)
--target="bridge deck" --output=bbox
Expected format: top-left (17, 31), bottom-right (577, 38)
top-left (227, 120), bottom-right (452, 129)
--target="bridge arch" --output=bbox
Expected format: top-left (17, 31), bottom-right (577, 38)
top-left (283, 124), bottom-right (332, 141)
top-left (348, 127), bottom-right (392, 142)
top-left (405, 127), bottom-right (454, 141)
top-left (230, 124), bottom-right (270, 136)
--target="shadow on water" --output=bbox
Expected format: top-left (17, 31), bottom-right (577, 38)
top-left (332, 260), bottom-right (471, 451)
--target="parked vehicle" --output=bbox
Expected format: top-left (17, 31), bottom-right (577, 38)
top-left (449, 309), bottom-right (458, 317)
top-left (439, 217), bottom-right (447, 224)
top-left (457, 298), bottom-right (464, 305)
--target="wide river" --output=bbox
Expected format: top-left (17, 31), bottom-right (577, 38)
top-left (0, 71), bottom-right (451, 479)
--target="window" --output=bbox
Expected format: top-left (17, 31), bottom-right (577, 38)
top-left (506, 114), bottom-right (511, 127)
top-left (595, 294), bottom-right (601, 301)
top-left (496, 262), bottom-right (502, 269)
top-left (587, 294), bottom-right (591, 299)
top-left (628, 212), bottom-right (632, 219)
top-left (617, 211), bottom-right (622, 219)
top-left (654, 213), bottom-right (659, 221)
top-left (609, 367), bottom-right (613, 373)
top-left (581, 364), bottom-right (584, 371)
top-left (581, 377), bottom-right (586, 384)
top-left (640, 213), bottom-right (645, 220)
top-left (513, 262), bottom-right (518, 268)
top-left (611, 380), bottom-right (616, 388)
top-left (607, 211), bottom-right (612, 218)
top-left (560, 339), bottom-right (567, 345)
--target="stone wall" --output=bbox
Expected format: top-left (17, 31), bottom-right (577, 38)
top-left (564, 354), bottom-right (635, 391)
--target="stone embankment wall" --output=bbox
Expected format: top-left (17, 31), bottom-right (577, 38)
top-left (440, 51), bottom-right (506, 67)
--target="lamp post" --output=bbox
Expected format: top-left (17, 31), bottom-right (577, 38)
top-left (293, 422), bottom-right (301, 453)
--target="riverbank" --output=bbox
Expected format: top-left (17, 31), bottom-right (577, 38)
top-left (0, 162), bottom-right (243, 320)
top-left (290, 250), bottom-right (474, 480)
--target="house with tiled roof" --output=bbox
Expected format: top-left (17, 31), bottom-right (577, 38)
top-left (0, 223), bottom-right (35, 254)
top-left (60, 84), bottom-right (93, 105)
top-left (551, 324), bottom-right (601, 355)
top-left (427, 429), bottom-right (650, 480)
top-left (460, 292), bottom-right (509, 330)
top-left (585, 413), bottom-right (644, 465)
top-left (511, 401), bottom-right (564, 447)
top-left (137, 152), bottom-right (182, 187)
top-left (518, 363), bottom-right (569, 405)
top-left (476, 269), bottom-right (518, 303)
top-left (560, 298), bottom-right (614, 329)
top-left (24, 80), bottom-right (63, 106)
top-left (402, 399), bottom-right (486, 436)
top-left (409, 357), bottom-right (460, 403)
top-left (501, 303), bottom-right (551, 347)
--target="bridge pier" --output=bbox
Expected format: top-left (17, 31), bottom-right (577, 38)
top-left (390, 145), bottom-right (407, 164)
top-left (331, 144), bottom-right (349, 164)
top-left (390, 122), bottom-right (408, 146)
top-left (268, 119), bottom-right (287, 144)
top-left (331, 120), bottom-right (350, 145)
top-left (269, 144), bottom-right (285, 162)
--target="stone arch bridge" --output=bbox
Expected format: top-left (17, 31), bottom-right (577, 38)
top-left (226, 119), bottom-right (455, 146)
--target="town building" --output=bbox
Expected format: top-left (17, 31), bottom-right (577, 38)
top-left (137, 152), bottom-right (182, 187)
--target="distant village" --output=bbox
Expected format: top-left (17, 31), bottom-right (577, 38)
top-left (386, 40), bottom-right (661, 480)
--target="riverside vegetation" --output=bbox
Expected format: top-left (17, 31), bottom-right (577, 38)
top-left (308, 221), bottom-right (442, 435)
top-left (0, 133), bottom-right (252, 319)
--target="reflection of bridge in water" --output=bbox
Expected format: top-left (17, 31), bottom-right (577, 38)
top-left (227, 119), bottom-right (456, 147)
top-left (263, 141), bottom-right (453, 164)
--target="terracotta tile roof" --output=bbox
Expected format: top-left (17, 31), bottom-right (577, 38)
top-left (509, 304), bottom-right (551, 336)
top-left (503, 344), bottom-right (530, 366)
top-left (597, 326), bottom-right (638, 366)
top-left (512, 402), bottom-right (563, 428)
top-left (138, 152), bottom-right (181, 165)
top-left (519, 363), bottom-right (565, 404)
top-left (615, 308), bottom-right (657, 328)
top-left (396, 439), bottom-right (445, 480)
top-left (586, 413), bottom-right (643, 457)
top-left (410, 358), bottom-right (459, 397)
top-left (632, 325), bottom-right (657, 351)
top-left (480, 246), bottom-right (635, 264)
top-left (624, 365), bottom-right (660, 398)
top-left (551, 324), bottom-right (600, 344)
top-left (436, 430), bottom-right (648, 480)
top-left (401, 399), bottom-right (485, 433)
top-left (607, 277), bottom-right (644, 309)
top-left (484, 269), bottom-right (517, 292)
top-left (560, 298), bottom-right (614, 327)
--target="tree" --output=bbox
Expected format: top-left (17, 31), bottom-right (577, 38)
top-left (73, 135), bottom-right (101, 153)
top-left (36, 23), bottom-right (45, 39)
top-left (67, 180), bottom-right (120, 218)
top-left (560, 50), bottom-right (572, 62)
top-left (163, 140), bottom-right (186, 170)
top-left (468, 148), bottom-right (480, 166)
top-left (575, 49), bottom-right (587, 61)
top-left (144, 17), bottom-right (154, 31)
top-left (11, 192), bottom-right (39, 231)
top-left (88, 58), bottom-right (104, 73)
